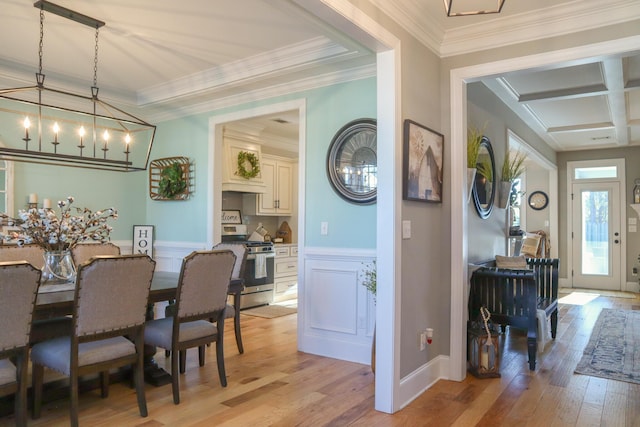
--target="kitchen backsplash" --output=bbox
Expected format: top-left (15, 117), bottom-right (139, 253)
top-left (222, 191), bottom-right (288, 240)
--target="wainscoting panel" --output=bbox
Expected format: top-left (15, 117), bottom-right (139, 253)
top-left (116, 240), bottom-right (205, 272)
top-left (300, 247), bottom-right (376, 365)
top-left (307, 267), bottom-right (358, 334)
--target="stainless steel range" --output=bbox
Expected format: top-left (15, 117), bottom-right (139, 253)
top-left (221, 224), bottom-right (275, 309)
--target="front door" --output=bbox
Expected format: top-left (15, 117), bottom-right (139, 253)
top-left (571, 181), bottom-right (622, 290)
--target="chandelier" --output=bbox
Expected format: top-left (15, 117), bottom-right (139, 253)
top-left (444, 0), bottom-right (506, 17)
top-left (0, 1), bottom-right (155, 172)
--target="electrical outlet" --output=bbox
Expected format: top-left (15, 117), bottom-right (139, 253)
top-left (633, 267), bottom-right (638, 276)
top-left (320, 222), bottom-right (328, 235)
top-left (419, 332), bottom-right (426, 351)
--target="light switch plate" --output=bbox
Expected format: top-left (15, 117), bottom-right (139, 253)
top-left (402, 220), bottom-right (411, 239)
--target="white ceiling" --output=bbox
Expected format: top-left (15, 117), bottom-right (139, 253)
top-left (1, 0), bottom-right (640, 153)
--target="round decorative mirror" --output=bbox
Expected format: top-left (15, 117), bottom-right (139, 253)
top-left (326, 118), bottom-right (377, 204)
top-left (472, 136), bottom-right (496, 219)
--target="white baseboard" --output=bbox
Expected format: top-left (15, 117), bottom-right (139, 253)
top-left (398, 355), bottom-right (450, 410)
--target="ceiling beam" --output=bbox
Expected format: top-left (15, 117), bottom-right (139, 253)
top-left (601, 57), bottom-right (629, 145)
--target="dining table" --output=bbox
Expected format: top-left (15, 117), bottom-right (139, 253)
top-left (33, 271), bottom-right (180, 386)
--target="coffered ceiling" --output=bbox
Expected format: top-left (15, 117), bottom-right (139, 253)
top-left (1, 0), bottom-right (639, 152)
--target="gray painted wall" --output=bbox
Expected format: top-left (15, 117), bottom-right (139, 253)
top-left (466, 82), bottom-right (553, 263)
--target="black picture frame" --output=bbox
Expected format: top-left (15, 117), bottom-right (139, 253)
top-left (403, 120), bottom-right (444, 203)
top-left (133, 225), bottom-right (154, 258)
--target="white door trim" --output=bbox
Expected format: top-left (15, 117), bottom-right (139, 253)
top-left (566, 159), bottom-right (626, 290)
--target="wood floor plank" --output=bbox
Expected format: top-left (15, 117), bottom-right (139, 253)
top-left (4, 291), bottom-right (640, 427)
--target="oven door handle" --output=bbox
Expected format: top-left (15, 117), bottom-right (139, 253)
top-left (246, 252), bottom-right (275, 260)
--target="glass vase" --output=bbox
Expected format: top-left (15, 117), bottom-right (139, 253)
top-left (41, 250), bottom-right (76, 285)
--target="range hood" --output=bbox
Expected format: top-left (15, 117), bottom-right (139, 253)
top-left (222, 182), bottom-right (266, 193)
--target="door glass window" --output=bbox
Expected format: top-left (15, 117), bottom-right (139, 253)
top-left (580, 190), bottom-right (609, 275)
top-left (574, 166), bottom-right (617, 180)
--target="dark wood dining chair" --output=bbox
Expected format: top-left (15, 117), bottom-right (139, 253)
top-left (31, 254), bottom-right (155, 427)
top-left (70, 242), bottom-right (121, 266)
top-left (213, 243), bottom-right (248, 354)
top-left (144, 250), bottom-right (235, 404)
top-left (0, 261), bottom-right (41, 427)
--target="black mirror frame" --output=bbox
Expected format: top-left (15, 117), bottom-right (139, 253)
top-left (472, 136), bottom-right (496, 219)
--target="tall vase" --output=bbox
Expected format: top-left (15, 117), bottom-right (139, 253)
top-left (371, 324), bottom-right (376, 374)
top-left (467, 168), bottom-right (477, 203)
top-left (41, 250), bottom-right (76, 285)
top-left (497, 181), bottom-right (513, 209)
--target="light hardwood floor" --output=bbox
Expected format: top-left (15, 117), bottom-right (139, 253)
top-left (4, 292), bottom-right (640, 426)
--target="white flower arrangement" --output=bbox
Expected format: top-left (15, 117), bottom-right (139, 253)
top-left (1, 196), bottom-right (117, 251)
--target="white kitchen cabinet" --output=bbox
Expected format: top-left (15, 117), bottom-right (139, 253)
top-left (221, 137), bottom-right (266, 193)
top-left (274, 244), bottom-right (297, 302)
top-left (244, 154), bottom-right (294, 216)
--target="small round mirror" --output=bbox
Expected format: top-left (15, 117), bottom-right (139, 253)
top-left (472, 136), bottom-right (496, 219)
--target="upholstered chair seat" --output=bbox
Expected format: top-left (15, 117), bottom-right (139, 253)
top-left (31, 336), bottom-right (137, 375)
top-left (146, 318), bottom-right (218, 350)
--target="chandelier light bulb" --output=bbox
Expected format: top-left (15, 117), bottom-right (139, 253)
top-left (52, 122), bottom-right (60, 135)
top-left (78, 126), bottom-right (85, 137)
top-left (23, 117), bottom-right (31, 129)
top-left (102, 130), bottom-right (110, 142)
top-left (125, 133), bottom-right (131, 145)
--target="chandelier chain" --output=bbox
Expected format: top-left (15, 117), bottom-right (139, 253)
top-left (38, 9), bottom-right (44, 76)
top-left (93, 27), bottom-right (99, 87)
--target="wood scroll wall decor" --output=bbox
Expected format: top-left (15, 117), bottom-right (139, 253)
top-left (149, 156), bottom-right (193, 200)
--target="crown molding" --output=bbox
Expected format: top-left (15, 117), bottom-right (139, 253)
top-left (442, 0), bottom-right (640, 57)
top-left (365, 0), bottom-right (640, 58)
top-left (145, 63), bottom-right (376, 123)
top-left (138, 36), bottom-right (357, 106)
top-left (366, 0), bottom-right (444, 56)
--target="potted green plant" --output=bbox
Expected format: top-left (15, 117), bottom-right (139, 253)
top-left (467, 123), bottom-right (484, 202)
top-left (498, 150), bottom-right (526, 209)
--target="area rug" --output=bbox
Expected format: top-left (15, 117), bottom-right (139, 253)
top-left (574, 308), bottom-right (640, 384)
top-left (241, 304), bottom-right (297, 319)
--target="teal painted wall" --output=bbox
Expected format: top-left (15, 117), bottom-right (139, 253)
top-left (5, 77), bottom-right (376, 247)
top-left (11, 162), bottom-right (145, 241)
top-left (146, 77), bottom-right (377, 247)
top-left (304, 79), bottom-right (376, 248)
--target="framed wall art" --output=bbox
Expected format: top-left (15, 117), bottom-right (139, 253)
top-left (402, 120), bottom-right (444, 203)
top-left (133, 225), bottom-right (154, 258)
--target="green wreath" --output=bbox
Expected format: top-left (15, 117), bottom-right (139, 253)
top-left (158, 162), bottom-right (187, 199)
top-left (236, 151), bottom-right (260, 179)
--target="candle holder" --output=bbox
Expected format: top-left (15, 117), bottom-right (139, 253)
top-left (467, 314), bottom-right (501, 378)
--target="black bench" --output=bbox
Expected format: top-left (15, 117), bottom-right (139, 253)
top-left (469, 258), bottom-right (559, 370)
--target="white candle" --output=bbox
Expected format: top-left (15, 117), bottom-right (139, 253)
top-left (43, 198), bottom-right (52, 209)
top-left (480, 348), bottom-right (489, 369)
top-left (29, 193), bottom-right (38, 204)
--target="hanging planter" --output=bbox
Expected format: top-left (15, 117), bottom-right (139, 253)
top-left (467, 123), bottom-right (484, 203)
top-left (497, 181), bottom-right (513, 209)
